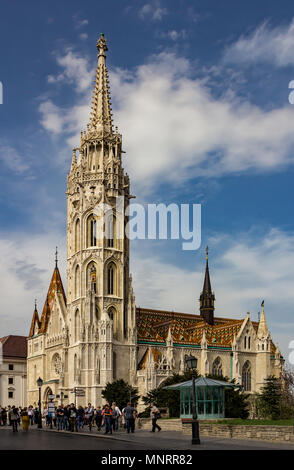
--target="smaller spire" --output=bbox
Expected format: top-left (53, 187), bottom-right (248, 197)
top-left (199, 247), bottom-right (215, 325)
top-left (258, 300), bottom-right (269, 337)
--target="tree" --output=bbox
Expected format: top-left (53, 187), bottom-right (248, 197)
top-left (102, 379), bottom-right (140, 410)
top-left (256, 376), bottom-right (282, 420)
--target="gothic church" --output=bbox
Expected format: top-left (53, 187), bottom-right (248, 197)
top-left (27, 35), bottom-right (284, 408)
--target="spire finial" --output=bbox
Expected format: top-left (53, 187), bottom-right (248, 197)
top-left (35, 299), bottom-right (37, 311)
top-left (55, 247), bottom-right (58, 268)
top-left (206, 246), bottom-right (209, 261)
top-left (97, 33), bottom-right (108, 59)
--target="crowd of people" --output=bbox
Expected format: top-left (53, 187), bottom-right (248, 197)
top-left (0, 402), bottom-right (162, 434)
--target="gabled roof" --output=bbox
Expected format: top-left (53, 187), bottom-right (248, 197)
top-left (164, 377), bottom-right (241, 390)
top-left (29, 266), bottom-right (66, 337)
top-left (0, 336), bottom-right (27, 358)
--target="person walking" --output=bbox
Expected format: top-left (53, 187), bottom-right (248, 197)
top-left (102, 403), bottom-right (113, 435)
top-left (123, 403), bottom-right (137, 434)
top-left (1, 407), bottom-right (7, 426)
top-left (150, 403), bottom-right (161, 432)
top-left (21, 408), bottom-right (30, 432)
top-left (9, 406), bottom-right (19, 433)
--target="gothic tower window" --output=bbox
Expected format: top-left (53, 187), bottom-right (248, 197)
top-left (242, 361), bottom-right (251, 391)
top-left (75, 219), bottom-right (80, 252)
top-left (107, 264), bottom-right (116, 295)
top-left (74, 309), bottom-right (80, 343)
top-left (86, 262), bottom-right (97, 292)
top-left (74, 265), bottom-right (80, 299)
top-left (106, 215), bottom-right (116, 248)
top-left (87, 215), bottom-right (97, 247)
top-left (212, 357), bottom-right (223, 377)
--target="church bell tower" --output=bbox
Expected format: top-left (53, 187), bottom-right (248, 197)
top-left (66, 34), bottom-right (136, 396)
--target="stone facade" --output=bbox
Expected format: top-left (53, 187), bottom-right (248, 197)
top-left (27, 34), bottom-right (284, 410)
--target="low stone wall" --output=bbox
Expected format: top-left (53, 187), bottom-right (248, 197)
top-left (182, 420), bottom-right (294, 443)
top-left (139, 418), bottom-right (181, 431)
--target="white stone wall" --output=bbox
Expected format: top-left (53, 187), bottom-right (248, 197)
top-left (0, 358), bottom-right (27, 408)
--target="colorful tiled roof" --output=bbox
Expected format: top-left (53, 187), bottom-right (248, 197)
top-left (0, 336), bottom-right (27, 358)
top-left (136, 307), bottom-right (261, 348)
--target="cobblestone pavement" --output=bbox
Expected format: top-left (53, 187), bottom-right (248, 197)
top-left (1, 425), bottom-right (294, 450)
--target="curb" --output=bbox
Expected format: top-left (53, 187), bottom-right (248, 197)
top-left (38, 427), bottom-right (150, 444)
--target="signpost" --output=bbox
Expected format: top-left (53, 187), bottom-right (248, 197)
top-left (71, 387), bottom-right (85, 406)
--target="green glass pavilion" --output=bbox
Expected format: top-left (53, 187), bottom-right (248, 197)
top-left (165, 377), bottom-right (241, 420)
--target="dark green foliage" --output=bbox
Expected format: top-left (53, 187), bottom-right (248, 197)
top-left (207, 374), bottom-right (250, 419)
top-left (256, 376), bottom-right (282, 420)
top-left (102, 379), bottom-right (140, 410)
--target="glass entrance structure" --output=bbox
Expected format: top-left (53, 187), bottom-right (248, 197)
top-left (165, 377), bottom-right (240, 420)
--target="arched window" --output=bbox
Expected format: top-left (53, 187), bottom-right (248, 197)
top-left (74, 354), bottom-right (77, 381)
top-left (106, 215), bottom-right (116, 248)
top-left (244, 337), bottom-right (247, 349)
top-left (74, 265), bottom-right (80, 299)
top-left (86, 262), bottom-right (97, 293)
top-left (212, 357), bottom-right (223, 377)
top-left (242, 361), bottom-right (251, 391)
top-left (74, 310), bottom-right (80, 343)
top-left (107, 264), bottom-right (115, 295)
top-left (75, 219), bottom-right (80, 252)
top-left (87, 215), bottom-right (97, 247)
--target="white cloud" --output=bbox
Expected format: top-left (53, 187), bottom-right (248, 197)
top-left (0, 143), bottom-right (30, 174)
top-left (47, 49), bottom-right (94, 93)
top-left (79, 33), bottom-right (88, 41)
top-left (223, 18), bottom-right (294, 67)
top-left (166, 30), bottom-right (187, 41)
top-left (139, 1), bottom-right (167, 21)
top-left (39, 100), bottom-right (65, 135)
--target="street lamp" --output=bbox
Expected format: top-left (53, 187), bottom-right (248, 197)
top-left (36, 377), bottom-right (43, 429)
top-left (185, 355), bottom-right (200, 445)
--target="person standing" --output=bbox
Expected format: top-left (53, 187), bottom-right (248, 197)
top-left (1, 407), bottom-right (7, 426)
top-left (9, 406), bottom-right (19, 433)
top-left (112, 402), bottom-right (121, 431)
top-left (150, 403), bottom-right (162, 432)
top-left (56, 406), bottom-right (64, 430)
top-left (123, 403), bottom-right (137, 434)
top-left (95, 406), bottom-right (103, 431)
top-left (63, 405), bottom-right (70, 430)
top-left (102, 403), bottom-right (113, 435)
top-left (85, 403), bottom-right (94, 431)
top-left (69, 404), bottom-right (77, 432)
top-left (21, 408), bottom-right (29, 432)
top-left (77, 406), bottom-right (84, 431)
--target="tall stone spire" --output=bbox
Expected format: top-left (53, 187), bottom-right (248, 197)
top-left (257, 301), bottom-right (269, 337)
top-left (89, 33), bottom-right (113, 135)
top-left (199, 247), bottom-right (215, 325)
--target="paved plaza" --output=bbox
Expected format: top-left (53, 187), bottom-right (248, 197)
top-left (1, 426), bottom-right (294, 450)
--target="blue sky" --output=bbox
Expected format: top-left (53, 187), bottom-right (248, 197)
top-left (0, 0), bottom-right (294, 363)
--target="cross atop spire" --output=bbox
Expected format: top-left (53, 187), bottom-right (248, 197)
top-left (88, 33), bottom-right (113, 135)
top-left (55, 247), bottom-right (58, 268)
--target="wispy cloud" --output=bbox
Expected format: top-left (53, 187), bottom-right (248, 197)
top-left (139, 1), bottom-right (168, 21)
top-left (0, 142), bottom-right (30, 174)
top-left (224, 18), bottom-right (294, 67)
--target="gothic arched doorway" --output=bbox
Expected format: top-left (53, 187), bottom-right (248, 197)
top-left (43, 387), bottom-right (53, 408)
